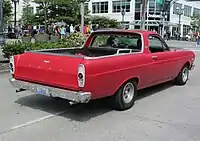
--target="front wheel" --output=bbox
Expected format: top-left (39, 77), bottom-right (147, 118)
top-left (112, 81), bottom-right (137, 111)
top-left (174, 64), bottom-right (189, 85)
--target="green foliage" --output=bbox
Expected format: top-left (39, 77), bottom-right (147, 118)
top-left (87, 16), bottom-right (120, 28)
top-left (32, 0), bottom-right (81, 25)
top-left (3, 0), bottom-right (12, 23)
top-left (2, 33), bottom-right (87, 59)
top-left (191, 14), bottom-right (200, 30)
top-left (22, 0), bottom-right (35, 26)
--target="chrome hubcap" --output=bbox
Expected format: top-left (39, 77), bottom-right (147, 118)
top-left (122, 82), bottom-right (134, 104)
top-left (182, 67), bottom-right (189, 82)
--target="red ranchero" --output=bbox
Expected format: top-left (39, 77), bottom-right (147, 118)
top-left (9, 29), bottom-right (195, 110)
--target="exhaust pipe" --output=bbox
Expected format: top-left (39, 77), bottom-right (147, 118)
top-left (16, 88), bottom-right (26, 93)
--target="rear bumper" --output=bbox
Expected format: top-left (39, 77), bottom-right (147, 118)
top-left (190, 63), bottom-right (195, 70)
top-left (9, 78), bottom-right (91, 103)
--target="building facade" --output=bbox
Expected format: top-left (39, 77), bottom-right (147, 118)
top-left (10, 0), bottom-right (38, 26)
top-left (86, 0), bottom-right (200, 37)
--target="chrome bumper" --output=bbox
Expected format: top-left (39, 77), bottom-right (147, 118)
top-left (190, 63), bottom-right (195, 70)
top-left (9, 78), bottom-right (91, 103)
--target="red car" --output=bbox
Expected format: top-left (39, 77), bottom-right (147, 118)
top-left (9, 29), bottom-right (195, 110)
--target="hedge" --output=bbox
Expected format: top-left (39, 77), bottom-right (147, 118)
top-left (2, 33), bottom-right (87, 59)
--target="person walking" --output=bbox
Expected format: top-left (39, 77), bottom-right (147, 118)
top-left (60, 25), bottom-right (66, 39)
top-left (196, 31), bottom-right (200, 47)
top-left (55, 26), bottom-right (61, 38)
top-left (70, 24), bottom-right (74, 34)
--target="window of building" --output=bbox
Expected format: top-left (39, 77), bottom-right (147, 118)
top-left (173, 3), bottom-right (182, 14)
top-left (36, 7), bottom-right (40, 14)
top-left (184, 5), bottom-right (191, 17)
top-left (112, 0), bottom-right (130, 13)
top-left (23, 6), bottom-right (34, 15)
top-left (183, 25), bottom-right (191, 36)
top-left (135, 0), bottom-right (141, 12)
top-left (149, 0), bottom-right (155, 13)
top-left (135, 0), bottom-right (141, 20)
top-left (85, 2), bottom-right (89, 12)
top-left (193, 8), bottom-right (200, 16)
top-left (155, 2), bottom-right (162, 13)
top-left (92, 2), bottom-right (108, 13)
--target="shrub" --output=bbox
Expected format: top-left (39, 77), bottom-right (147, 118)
top-left (2, 33), bottom-right (87, 59)
top-left (86, 15), bottom-right (120, 28)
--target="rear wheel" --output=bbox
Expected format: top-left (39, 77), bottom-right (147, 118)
top-left (175, 64), bottom-right (189, 85)
top-left (112, 81), bottom-right (137, 111)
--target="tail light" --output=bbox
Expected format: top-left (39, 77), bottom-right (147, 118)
top-left (9, 56), bottom-right (15, 74)
top-left (78, 64), bottom-right (85, 88)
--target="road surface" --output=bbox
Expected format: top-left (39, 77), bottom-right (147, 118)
top-left (0, 40), bottom-right (200, 141)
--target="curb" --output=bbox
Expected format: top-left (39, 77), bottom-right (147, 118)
top-left (0, 61), bottom-right (10, 73)
top-left (0, 60), bottom-right (9, 63)
top-left (0, 69), bottom-right (9, 73)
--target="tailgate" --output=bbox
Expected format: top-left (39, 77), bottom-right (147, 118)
top-left (14, 52), bottom-right (84, 90)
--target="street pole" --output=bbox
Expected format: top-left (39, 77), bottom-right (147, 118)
top-left (162, 12), bottom-right (165, 38)
top-left (178, 14), bottom-right (181, 33)
top-left (14, 2), bottom-right (17, 27)
top-left (80, 2), bottom-right (84, 33)
top-left (141, 0), bottom-right (147, 30)
top-left (11, 0), bottom-right (19, 28)
top-left (121, 8), bottom-right (125, 28)
top-left (0, 0), bottom-right (4, 46)
top-left (122, 14), bottom-right (124, 27)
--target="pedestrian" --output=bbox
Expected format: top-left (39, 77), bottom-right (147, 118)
top-left (48, 23), bottom-right (54, 40)
top-left (196, 31), bottom-right (200, 47)
top-left (70, 24), bottom-right (74, 34)
top-left (65, 25), bottom-right (70, 36)
top-left (55, 26), bottom-right (61, 38)
top-left (60, 25), bottom-right (66, 39)
top-left (8, 26), bottom-right (12, 33)
top-left (167, 30), bottom-right (171, 41)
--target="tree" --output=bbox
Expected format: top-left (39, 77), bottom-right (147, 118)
top-left (33, 0), bottom-right (85, 27)
top-left (33, 0), bottom-right (53, 33)
top-left (22, 0), bottom-right (35, 26)
top-left (3, 0), bottom-right (13, 23)
top-left (191, 14), bottom-right (200, 30)
top-left (86, 16), bottom-right (120, 28)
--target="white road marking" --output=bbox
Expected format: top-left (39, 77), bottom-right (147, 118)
top-left (11, 110), bottom-right (67, 130)
top-left (183, 49), bottom-right (200, 52)
top-left (190, 50), bottom-right (200, 52)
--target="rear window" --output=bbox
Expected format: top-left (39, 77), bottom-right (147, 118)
top-left (90, 33), bottom-right (142, 52)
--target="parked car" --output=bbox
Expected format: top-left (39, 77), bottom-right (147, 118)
top-left (9, 29), bottom-right (195, 110)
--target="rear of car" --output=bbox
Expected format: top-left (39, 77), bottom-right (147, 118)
top-left (9, 52), bottom-right (91, 103)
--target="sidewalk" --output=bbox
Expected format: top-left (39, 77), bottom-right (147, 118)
top-left (0, 49), bottom-right (9, 72)
top-left (0, 49), bottom-right (4, 60)
top-left (166, 40), bottom-right (197, 48)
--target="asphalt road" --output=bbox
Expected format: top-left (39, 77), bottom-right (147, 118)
top-left (0, 41), bottom-right (200, 141)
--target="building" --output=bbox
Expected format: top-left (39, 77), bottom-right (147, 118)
top-left (86, 0), bottom-right (200, 37)
top-left (10, 0), bottom-right (38, 26)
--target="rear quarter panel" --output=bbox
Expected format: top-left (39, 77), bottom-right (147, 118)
top-left (81, 53), bottom-right (153, 99)
top-left (170, 49), bottom-right (195, 77)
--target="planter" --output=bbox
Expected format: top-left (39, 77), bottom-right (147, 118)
top-left (50, 35), bottom-right (60, 42)
top-left (21, 37), bottom-right (31, 43)
top-left (35, 34), bottom-right (49, 42)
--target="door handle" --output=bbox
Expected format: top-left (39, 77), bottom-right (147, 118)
top-left (152, 56), bottom-right (158, 60)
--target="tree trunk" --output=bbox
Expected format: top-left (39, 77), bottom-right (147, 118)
top-left (43, 2), bottom-right (47, 34)
top-left (141, 0), bottom-right (148, 30)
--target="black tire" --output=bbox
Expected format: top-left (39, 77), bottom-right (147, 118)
top-left (174, 64), bottom-right (189, 85)
top-left (112, 80), bottom-right (137, 111)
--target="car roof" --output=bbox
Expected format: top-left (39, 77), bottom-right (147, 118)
top-left (92, 28), bottom-right (157, 36)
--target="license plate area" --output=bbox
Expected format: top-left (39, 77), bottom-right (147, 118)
top-left (36, 86), bottom-right (50, 96)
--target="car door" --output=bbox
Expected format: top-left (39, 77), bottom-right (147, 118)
top-left (148, 34), bottom-right (174, 84)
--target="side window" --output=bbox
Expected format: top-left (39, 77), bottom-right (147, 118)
top-left (148, 35), bottom-right (167, 53)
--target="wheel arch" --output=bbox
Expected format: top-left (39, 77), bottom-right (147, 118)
top-left (184, 61), bottom-right (190, 68)
top-left (113, 76), bottom-right (140, 95)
